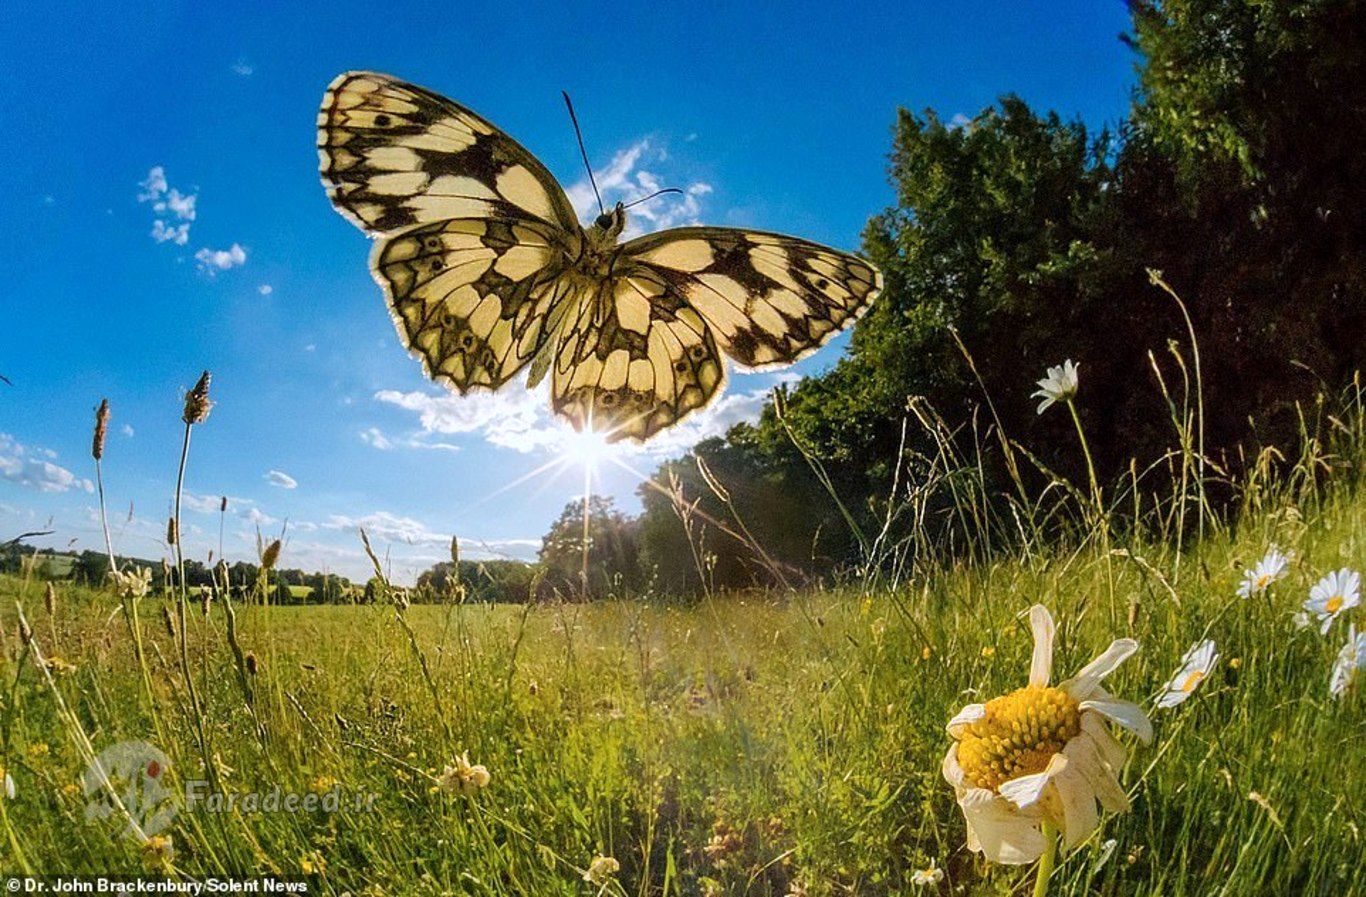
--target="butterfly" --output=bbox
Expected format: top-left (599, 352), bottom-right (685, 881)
top-left (318, 72), bottom-right (882, 442)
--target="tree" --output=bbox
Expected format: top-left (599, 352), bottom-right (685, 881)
top-left (538, 496), bottom-right (643, 600)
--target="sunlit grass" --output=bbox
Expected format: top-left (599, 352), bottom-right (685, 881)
top-left (1, 467), bottom-right (1363, 893)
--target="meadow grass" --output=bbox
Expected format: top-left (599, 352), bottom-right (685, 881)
top-left (1, 458), bottom-right (1363, 895)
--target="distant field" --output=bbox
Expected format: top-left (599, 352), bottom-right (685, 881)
top-left (1, 482), bottom-right (1363, 895)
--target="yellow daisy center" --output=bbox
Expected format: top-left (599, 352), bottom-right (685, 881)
top-left (1326, 595), bottom-right (1344, 614)
top-left (1180, 670), bottom-right (1206, 693)
top-left (956, 685), bottom-right (1082, 791)
top-left (1255, 574), bottom-right (1270, 589)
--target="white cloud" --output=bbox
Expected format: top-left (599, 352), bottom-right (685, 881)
top-left (323, 511), bottom-right (449, 546)
top-left (139, 167), bottom-right (198, 246)
top-left (258, 284), bottom-right (273, 295)
top-left (242, 507), bottom-right (277, 526)
top-left (0, 433), bottom-right (94, 494)
top-left (374, 387), bottom-right (562, 453)
top-left (264, 469), bottom-right (297, 490)
top-left (359, 427), bottom-right (393, 450)
top-left (121, 424), bottom-right (135, 438)
top-left (151, 220), bottom-right (190, 245)
top-left (374, 377), bottom-right (782, 459)
top-left (565, 138), bottom-right (713, 238)
top-left (231, 60), bottom-right (254, 76)
top-left (195, 243), bottom-right (247, 273)
top-left (359, 426), bottom-right (460, 453)
top-left (138, 167), bottom-right (168, 202)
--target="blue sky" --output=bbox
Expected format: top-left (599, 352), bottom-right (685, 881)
top-left (0, 1), bottom-right (1135, 583)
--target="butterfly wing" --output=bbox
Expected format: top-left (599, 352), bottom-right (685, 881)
top-left (373, 218), bottom-right (585, 393)
top-left (319, 72), bottom-right (586, 392)
top-left (550, 269), bottom-right (726, 442)
top-left (319, 71), bottom-right (580, 235)
top-left (622, 227), bottom-right (882, 370)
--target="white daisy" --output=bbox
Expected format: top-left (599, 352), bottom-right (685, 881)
top-left (1031, 360), bottom-right (1080, 414)
top-left (1, 767), bottom-right (13, 800)
top-left (911, 863), bottom-right (944, 885)
top-left (1236, 547), bottom-right (1289, 598)
top-left (1330, 625), bottom-right (1366, 697)
top-left (1156, 639), bottom-right (1218, 708)
top-left (942, 605), bottom-right (1152, 864)
top-left (1304, 569), bottom-right (1360, 634)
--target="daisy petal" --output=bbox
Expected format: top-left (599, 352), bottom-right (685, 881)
top-left (999, 753), bottom-right (1068, 808)
top-left (1064, 731), bottom-right (1129, 813)
top-left (1064, 638), bottom-right (1139, 698)
top-left (1029, 604), bottom-right (1055, 687)
top-left (1080, 712), bottom-right (1127, 772)
top-left (1052, 764), bottom-right (1101, 848)
top-left (941, 744), bottom-right (967, 790)
top-left (947, 703), bottom-right (986, 737)
top-left (959, 789), bottom-right (1047, 865)
top-left (1080, 699), bottom-right (1153, 743)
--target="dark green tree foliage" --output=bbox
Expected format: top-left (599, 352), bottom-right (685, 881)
top-left (415, 559), bottom-right (536, 603)
top-left (630, 0), bottom-right (1366, 588)
top-left (538, 495), bottom-right (643, 599)
top-left (1119, 0), bottom-right (1366, 453)
top-left (637, 435), bottom-right (854, 594)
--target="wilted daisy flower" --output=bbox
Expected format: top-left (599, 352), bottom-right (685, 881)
top-left (942, 605), bottom-right (1152, 864)
top-left (1031, 360), bottom-right (1080, 414)
top-left (583, 855), bottom-right (620, 885)
top-left (910, 863), bottom-right (944, 885)
top-left (1156, 640), bottom-right (1218, 709)
top-left (1304, 569), bottom-right (1360, 634)
top-left (1330, 625), bottom-right (1366, 697)
top-left (1, 766), bottom-right (14, 799)
top-left (1237, 547), bottom-right (1289, 598)
top-left (436, 753), bottom-right (490, 796)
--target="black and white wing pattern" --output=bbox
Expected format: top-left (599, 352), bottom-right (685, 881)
top-left (319, 71), bottom-right (579, 234)
top-left (622, 228), bottom-right (883, 371)
top-left (318, 71), bottom-right (581, 392)
top-left (319, 72), bottom-right (885, 440)
top-left (550, 269), bottom-right (727, 442)
top-left (549, 229), bottom-right (881, 442)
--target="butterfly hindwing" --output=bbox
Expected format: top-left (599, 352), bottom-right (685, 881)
top-left (551, 270), bottom-right (726, 442)
top-left (623, 228), bottom-right (883, 370)
top-left (375, 218), bottom-right (579, 393)
top-left (318, 71), bottom-right (579, 235)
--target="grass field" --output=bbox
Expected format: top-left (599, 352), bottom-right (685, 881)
top-left (1, 452), bottom-right (1364, 896)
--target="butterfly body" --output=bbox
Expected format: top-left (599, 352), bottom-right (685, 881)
top-left (319, 72), bottom-right (881, 442)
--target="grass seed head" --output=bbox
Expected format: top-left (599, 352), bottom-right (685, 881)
top-left (166, 517), bottom-right (178, 546)
top-left (261, 539), bottom-right (282, 572)
top-left (92, 399), bottom-right (110, 460)
top-left (45, 582), bottom-right (57, 616)
top-left (182, 370), bottom-right (213, 424)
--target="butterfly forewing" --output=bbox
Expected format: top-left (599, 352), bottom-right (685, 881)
top-left (623, 228), bottom-right (883, 370)
top-left (318, 72), bottom-right (579, 235)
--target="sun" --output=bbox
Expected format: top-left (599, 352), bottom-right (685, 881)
top-left (559, 428), bottom-right (619, 471)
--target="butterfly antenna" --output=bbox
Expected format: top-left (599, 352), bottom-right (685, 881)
top-left (622, 188), bottom-right (684, 210)
top-left (562, 91), bottom-right (603, 216)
